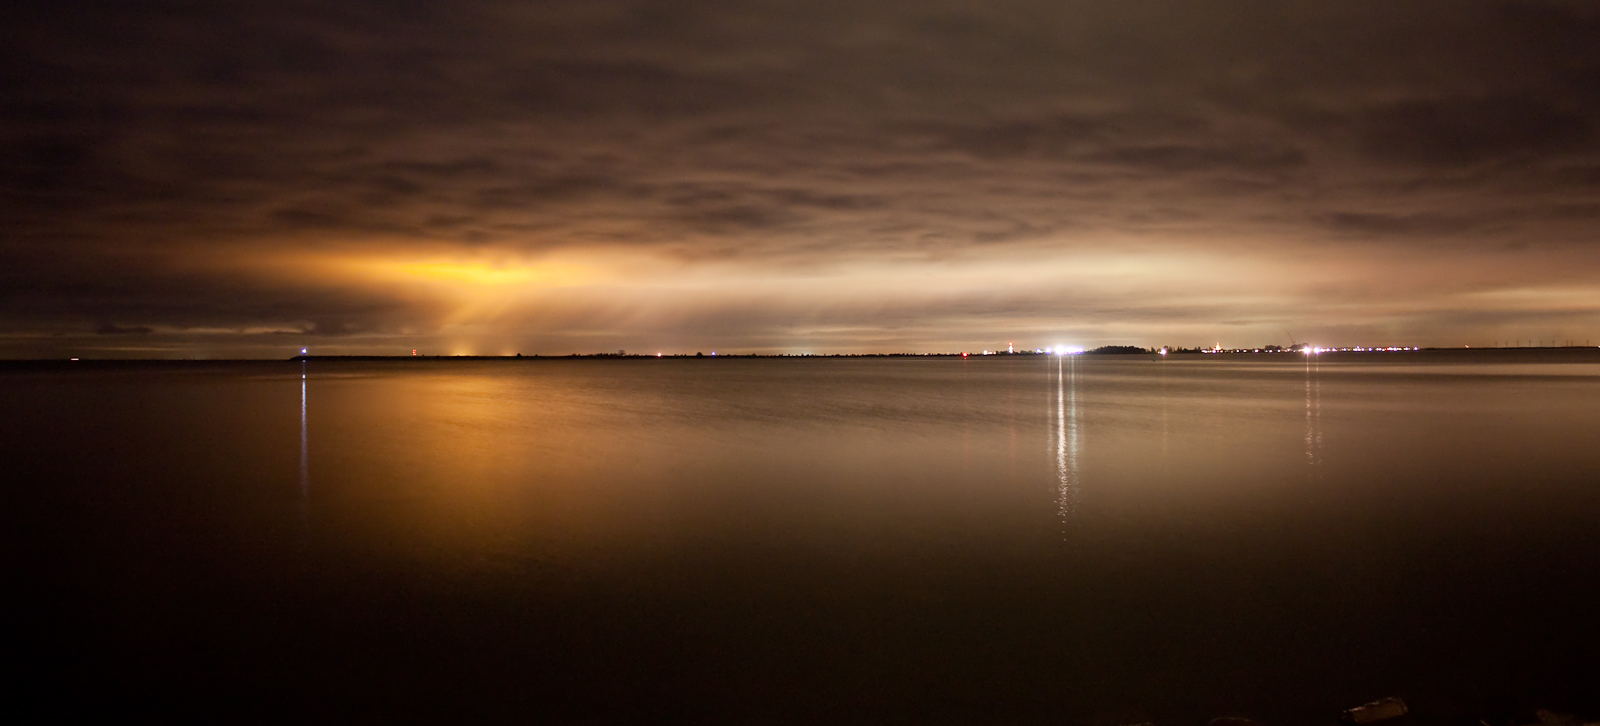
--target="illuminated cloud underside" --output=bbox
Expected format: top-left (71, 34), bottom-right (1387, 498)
top-left (2, 0), bottom-right (1599, 356)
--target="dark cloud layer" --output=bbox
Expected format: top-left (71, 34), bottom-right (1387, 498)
top-left (3, 0), bottom-right (1599, 355)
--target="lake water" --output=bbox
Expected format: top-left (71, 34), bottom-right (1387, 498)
top-left (6, 352), bottom-right (1600, 723)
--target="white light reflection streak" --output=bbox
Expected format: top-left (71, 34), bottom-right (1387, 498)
top-left (1160, 355), bottom-right (1169, 461)
top-left (1305, 354), bottom-right (1322, 470)
top-left (1055, 353), bottom-right (1080, 522)
top-left (300, 361), bottom-right (309, 525)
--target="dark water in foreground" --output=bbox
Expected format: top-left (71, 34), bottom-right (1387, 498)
top-left (5, 352), bottom-right (1600, 724)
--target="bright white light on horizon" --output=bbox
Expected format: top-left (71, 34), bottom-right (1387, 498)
top-left (1064, 345), bottom-right (1085, 355)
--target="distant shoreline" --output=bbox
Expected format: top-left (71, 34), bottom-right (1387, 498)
top-left (277, 346), bottom-right (1600, 363)
top-left (6, 347), bottom-right (1600, 364)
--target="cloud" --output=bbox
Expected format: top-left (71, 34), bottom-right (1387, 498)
top-left (1316, 212), bottom-right (1482, 237)
top-left (2, 0), bottom-right (1600, 354)
top-left (95, 323), bottom-right (153, 336)
top-left (1357, 96), bottom-right (1592, 167)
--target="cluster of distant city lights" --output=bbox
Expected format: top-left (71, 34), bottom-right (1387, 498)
top-left (1201, 346), bottom-right (1421, 354)
top-left (979, 346), bottom-right (1087, 355)
top-left (253, 343), bottom-right (1591, 360)
top-left (998, 345), bottom-right (1422, 355)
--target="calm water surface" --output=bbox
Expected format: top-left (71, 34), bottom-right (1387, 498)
top-left (6, 353), bottom-right (1600, 723)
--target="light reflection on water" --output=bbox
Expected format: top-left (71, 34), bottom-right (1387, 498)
top-left (299, 361), bottom-right (309, 524)
top-left (1055, 354), bottom-right (1080, 522)
top-left (1305, 354), bottom-right (1321, 470)
top-left (269, 353), bottom-right (1600, 563)
top-left (7, 352), bottom-right (1600, 722)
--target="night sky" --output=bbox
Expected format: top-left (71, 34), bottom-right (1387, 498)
top-left (4, 1), bottom-right (1599, 357)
